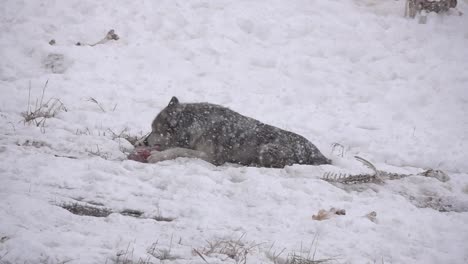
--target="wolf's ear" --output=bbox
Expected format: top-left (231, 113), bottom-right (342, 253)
top-left (168, 96), bottom-right (179, 107)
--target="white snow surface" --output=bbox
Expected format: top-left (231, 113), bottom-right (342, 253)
top-left (1, 0), bottom-right (468, 263)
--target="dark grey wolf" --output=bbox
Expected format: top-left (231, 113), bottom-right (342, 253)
top-left (142, 97), bottom-right (331, 168)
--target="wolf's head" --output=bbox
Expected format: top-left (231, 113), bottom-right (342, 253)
top-left (143, 96), bottom-right (182, 150)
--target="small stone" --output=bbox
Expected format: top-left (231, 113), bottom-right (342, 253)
top-left (365, 211), bottom-right (377, 223)
top-left (335, 209), bottom-right (346, 215)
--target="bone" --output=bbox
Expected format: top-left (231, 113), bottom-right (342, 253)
top-left (76, 29), bottom-right (120, 47)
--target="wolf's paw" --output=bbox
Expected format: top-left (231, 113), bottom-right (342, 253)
top-left (147, 150), bottom-right (170, 163)
top-left (147, 148), bottom-right (212, 164)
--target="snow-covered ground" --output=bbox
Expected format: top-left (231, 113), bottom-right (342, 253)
top-left (1, 0), bottom-right (468, 263)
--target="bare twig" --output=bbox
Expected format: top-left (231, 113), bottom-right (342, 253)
top-left (330, 143), bottom-right (345, 157)
top-left (39, 79), bottom-right (48, 109)
top-left (193, 248), bottom-right (210, 264)
top-left (87, 97), bottom-right (106, 112)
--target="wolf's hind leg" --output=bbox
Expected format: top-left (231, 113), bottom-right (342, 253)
top-left (258, 143), bottom-right (295, 168)
top-left (147, 148), bottom-right (210, 163)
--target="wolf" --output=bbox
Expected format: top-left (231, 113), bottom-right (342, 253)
top-left (142, 97), bottom-right (331, 168)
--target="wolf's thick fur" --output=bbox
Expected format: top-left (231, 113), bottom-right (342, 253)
top-left (143, 97), bottom-right (331, 168)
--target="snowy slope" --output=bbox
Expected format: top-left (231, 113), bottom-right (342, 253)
top-left (1, 0), bottom-right (468, 263)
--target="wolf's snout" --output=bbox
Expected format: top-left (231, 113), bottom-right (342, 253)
top-left (142, 137), bottom-right (149, 146)
top-left (139, 135), bottom-right (161, 150)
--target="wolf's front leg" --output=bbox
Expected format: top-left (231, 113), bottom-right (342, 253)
top-left (147, 148), bottom-right (210, 163)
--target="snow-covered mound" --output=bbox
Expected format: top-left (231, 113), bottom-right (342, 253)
top-left (1, 0), bottom-right (467, 263)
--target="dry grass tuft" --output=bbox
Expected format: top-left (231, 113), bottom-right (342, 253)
top-left (147, 235), bottom-right (180, 261)
top-left (60, 202), bottom-right (112, 218)
top-left (107, 128), bottom-right (148, 147)
top-left (85, 144), bottom-right (112, 160)
top-left (108, 236), bottom-right (181, 264)
top-left (195, 234), bottom-right (261, 264)
top-left (59, 201), bottom-right (175, 222)
top-left (110, 243), bottom-right (154, 264)
top-left (21, 80), bottom-right (67, 131)
top-left (152, 215), bottom-right (175, 222)
top-left (286, 254), bottom-right (334, 264)
top-left (266, 235), bottom-right (337, 264)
